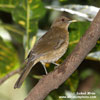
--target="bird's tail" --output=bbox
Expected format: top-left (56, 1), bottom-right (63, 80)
top-left (14, 60), bottom-right (35, 89)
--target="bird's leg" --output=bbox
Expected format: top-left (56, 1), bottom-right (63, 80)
top-left (52, 62), bottom-right (60, 69)
top-left (52, 62), bottom-right (60, 66)
top-left (41, 62), bottom-right (48, 74)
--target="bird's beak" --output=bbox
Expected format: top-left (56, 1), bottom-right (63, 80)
top-left (68, 20), bottom-right (77, 23)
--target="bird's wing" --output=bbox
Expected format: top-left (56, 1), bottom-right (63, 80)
top-left (28, 27), bottom-right (67, 59)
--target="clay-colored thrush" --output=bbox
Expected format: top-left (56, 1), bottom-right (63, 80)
top-left (14, 16), bottom-right (76, 89)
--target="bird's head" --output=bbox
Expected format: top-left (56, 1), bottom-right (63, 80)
top-left (51, 16), bottom-right (76, 29)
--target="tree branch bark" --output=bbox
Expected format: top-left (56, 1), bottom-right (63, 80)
top-left (25, 10), bottom-right (100, 100)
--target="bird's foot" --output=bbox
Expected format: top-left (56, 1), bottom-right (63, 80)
top-left (52, 62), bottom-right (60, 69)
top-left (41, 62), bottom-right (48, 75)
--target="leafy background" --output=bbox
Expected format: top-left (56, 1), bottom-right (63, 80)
top-left (0, 0), bottom-right (100, 100)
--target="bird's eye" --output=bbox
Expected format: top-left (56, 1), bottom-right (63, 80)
top-left (61, 18), bottom-right (65, 21)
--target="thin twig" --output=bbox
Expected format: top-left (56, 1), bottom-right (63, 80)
top-left (0, 68), bottom-right (22, 85)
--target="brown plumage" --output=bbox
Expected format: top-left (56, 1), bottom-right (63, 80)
top-left (14, 16), bottom-right (75, 89)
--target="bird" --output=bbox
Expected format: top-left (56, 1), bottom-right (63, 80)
top-left (14, 16), bottom-right (76, 89)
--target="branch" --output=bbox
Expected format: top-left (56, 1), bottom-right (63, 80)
top-left (0, 68), bottom-right (22, 85)
top-left (25, 10), bottom-right (100, 100)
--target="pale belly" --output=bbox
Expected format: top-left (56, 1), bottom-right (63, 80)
top-left (38, 41), bottom-right (69, 63)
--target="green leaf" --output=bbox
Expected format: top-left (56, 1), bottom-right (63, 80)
top-left (0, 23), bottom-right (24, 43)
top-left (2, 24), bottom-right (24, 36)
top-left (67, 21), bottom-right (100, 59)
top-left (68, 21), bottom-right (90, 54)
top-left (0, 0), bottom-right (21, 12)
top-left (12, 0), bottom-right (46, 56)
top-left (0, 37), bottom-right (20, 78)
top-left (69, 21), bottom-right (100, 61)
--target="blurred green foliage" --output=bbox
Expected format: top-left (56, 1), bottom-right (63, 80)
top-left (0, 0), bottom-right (46, 56)
top-left (0, 37), bottom-right (19, 78)
top-left (0, 0), bottom-right (100, 100)
top-left (0, 0), bottom-right (46, 78)
top-left (68, 22), bottom-right (90, 54)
